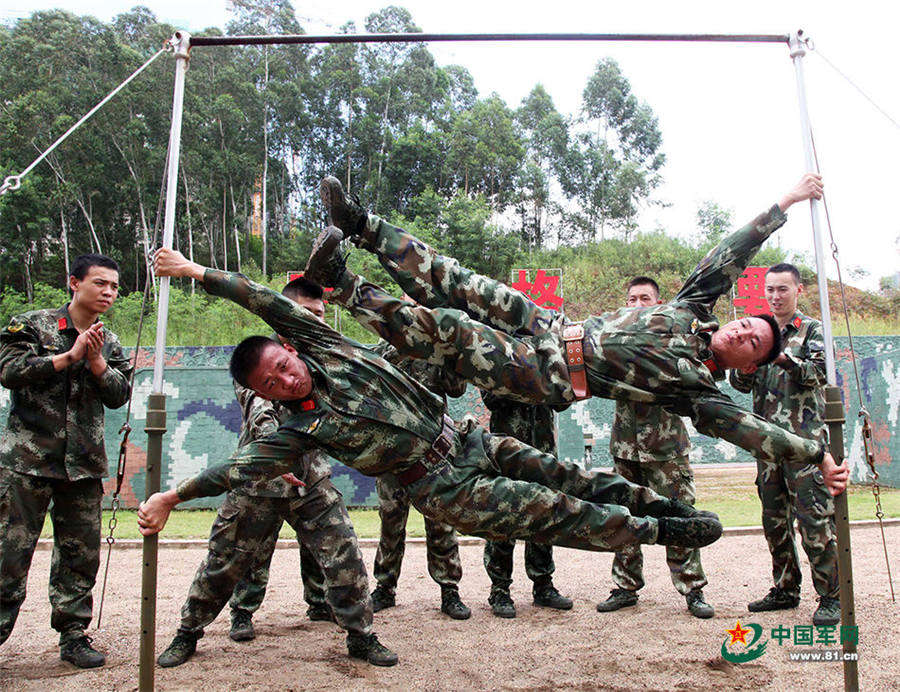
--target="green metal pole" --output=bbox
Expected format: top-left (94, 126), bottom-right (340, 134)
top-left (139, 393), bottom-right (166, 691)
top-left (825, 386), bottom-right (859, 688)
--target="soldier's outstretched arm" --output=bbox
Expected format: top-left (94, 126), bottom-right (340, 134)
top-left (676, 174), bottom-right (823, 310)
top-left (153, 248), bottom-right (339, 349)
top-left (686, 392), bottom-right (846, 494)
top-left (137, 426), bottom-right (311, 535)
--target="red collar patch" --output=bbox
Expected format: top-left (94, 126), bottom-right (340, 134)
top-left (792, 316), bottom-right (803, 329)
top-left (702, 357), bottom-right (720, 375)
top-left (300, 399), bottom-right (316, 412)
top-left (57, 317), bottom-right (68, 331)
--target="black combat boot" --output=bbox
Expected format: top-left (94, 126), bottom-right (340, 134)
top-left (319, 176), bottom-right (373, 247)
top-left (812, 596), bottom-right (840, 626)
top-left (596, 588), bottom-right (639, 612)
top-left (229, 610), bottom-right (255, 642)
top-left (748, 586), bottom-right (800, 613)
top-left (346, 632), bottom-right (399, 666)
top-left (370, 585), bottom-right (396, 613)
top-left (157, 629), bottom-right (203, 668)
top-left (656, 516), bottom-right (722, 548)
top-left (488, 588), bottom-right (516, 618)
top-left (306, 603), bottom-right (335, 622)
top-left (686, 588), bottom-right (715, 619)
top-left (533, 579), bottom-right (573, 610)
top-left (440, 586), bottom-right (472, 620)
top-left (59, 634), bottom-right (106, 668)
top-left (303, 226), bottom-right (350, 289)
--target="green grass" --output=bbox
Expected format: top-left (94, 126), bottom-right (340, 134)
top-left (40, 480), bottom-right (899, 540)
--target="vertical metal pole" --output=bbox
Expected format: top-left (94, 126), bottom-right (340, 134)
top-left (789, 30), bottom-right (858, 691)
top-left (139, 30), bottom-right (190, 692)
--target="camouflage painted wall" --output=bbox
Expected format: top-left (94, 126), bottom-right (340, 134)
top-left (1, 338), bottom-right (897, 508)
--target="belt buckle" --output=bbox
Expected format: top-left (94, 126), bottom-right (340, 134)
top-left (562, 322), bottom-right (585, 341)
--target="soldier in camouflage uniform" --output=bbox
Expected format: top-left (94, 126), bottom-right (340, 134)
top-left (730, 262), bottom-right (839, 626)
top-left (305, 173), bottom-right (847, 497)
top-left (157, 278), bottom-right (397, 668)
top-left (0, 254), bottom-right (132, 668)
top-left (140, 250), bottom-right (725, 571)
top-left (596, 277), bottom-right (712, 619)
top-left (369, 341), bottom-right (471, 620)
top-left (480, 392), bottom-right (573, 618)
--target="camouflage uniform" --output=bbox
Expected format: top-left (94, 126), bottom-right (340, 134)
top-left (332, 209), bottom-right (827, 470)
top-left (730, 313), bottom-right (838, 599)
top-left (175, 383), bottom-right (370, 637)
top-left (175, 270), bottom-right (673, 554)
top-left (480, 392), bottom-right (559, 592)
top-left (369, 341), bottom-right (464, 599)
top-left (609, 402), bottom-right (706, 595)
top-left (0, 306), bottom-right (132, 645)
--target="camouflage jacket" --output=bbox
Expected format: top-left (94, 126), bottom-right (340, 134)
top-left (610, 401), bottom-right (690, 463)
top-left (176, 270), bottom-right (450, 501)
top-left (233, 381), bottom-right (331, 498)
top-left (580, 205), bottom-right (824, 467)
top-left (370, 340), bottom-right (467, 400)
top-left (0, 305), bottom-right (132, 480)
top-left (480, 390), bottom-right (563, 455)
top-left (729, 312), bottom-right (827, 444)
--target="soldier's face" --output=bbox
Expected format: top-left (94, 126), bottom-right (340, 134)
top-left (625, 284), bottom-right (661, 307)
top-left (70, 266), bottom-right (119, 314)
top-left (710, 317), bottom-right (775, 373)
top-left (765, 271), bottom-right (802, 319)
top-left (292, 296), bottom-right (326, 323)
top-left (247, 343), bottom-right (313, 400)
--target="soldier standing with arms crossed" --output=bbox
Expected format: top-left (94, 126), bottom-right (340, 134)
top-left (0, 254), bottom-right (132, 668)
top-left (596, 277), bottom-right (712, 618)
top-left (730, 262), bottom-right (840, 626)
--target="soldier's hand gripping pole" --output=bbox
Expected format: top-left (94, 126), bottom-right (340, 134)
top-left (824, 385), bottom-right (859, 689)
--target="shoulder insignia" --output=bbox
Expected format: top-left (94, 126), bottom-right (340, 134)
top-left (305, 418), bottom-right (321, 434)
top-left (792, 316), bottom-right (802, 329)
top-left (58, 317), bottom-right (68, 331)
top-left (7, 322), bottom-right (24, 333)
top-left (690, 318), bottom-right (699, 333)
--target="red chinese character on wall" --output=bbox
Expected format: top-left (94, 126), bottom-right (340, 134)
top-left (733, 266), bottom-right (772, 316)
top-left (511, 269), bottom-right (564, 310)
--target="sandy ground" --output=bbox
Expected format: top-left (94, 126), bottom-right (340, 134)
top-left (1, 524), bottom-right (898, 691)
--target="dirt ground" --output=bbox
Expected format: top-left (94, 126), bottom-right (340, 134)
top-left (1, 524), bottom-right (898, 691)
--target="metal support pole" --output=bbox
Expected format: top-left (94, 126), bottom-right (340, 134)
top-left (789, 30), bottom-right (859, 691)
top-left (139, 30), bottom-right (190, 692)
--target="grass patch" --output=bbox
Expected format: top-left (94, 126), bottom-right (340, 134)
top-left (40, 476), bottom-right (898, 540)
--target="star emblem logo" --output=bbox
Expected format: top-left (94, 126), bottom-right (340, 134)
top-left (726, 620), bottom-right (751, 646)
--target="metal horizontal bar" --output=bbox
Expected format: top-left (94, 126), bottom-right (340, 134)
top-left (190, 32), bottom-right (790, 48)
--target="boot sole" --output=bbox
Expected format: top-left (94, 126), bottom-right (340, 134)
top-left (303, 226), bottom-right (344, 278)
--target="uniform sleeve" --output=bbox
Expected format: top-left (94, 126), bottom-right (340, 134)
top-left (675, 205), bottom-right (787, 310)
top-left (92, 331), bottom-right (133, 408)
top-left (728, 368), bottom-right (758, 393)
top-left (438, 369), bottom-right (468, 399)
top-left (202, 269), bottom-right (341, 348)
top-left (176, 426), bottom-right (313, 500)
top-left (0, 316), bottom-right (56, 388)
top-left (479, 389), bottom-right (503, 412)
top-left (687, 392), bottom-right (824, 467)
top-left (781, 321), bottom-right (827, 388)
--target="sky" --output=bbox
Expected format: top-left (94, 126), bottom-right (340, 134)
top-left (3, 0), bottom-right (898, 291)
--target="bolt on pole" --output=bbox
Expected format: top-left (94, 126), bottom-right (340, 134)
top-left (788, 30), bottom-right (859, 692)
top-left (139, 29), bottom-right (190, 692)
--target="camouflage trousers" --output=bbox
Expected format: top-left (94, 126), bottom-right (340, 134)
top-left (0, 467), bottom-right (101, 645)
top-left (228, 517), bottom-right (326, 617)
top-left (178, 477), bottom-right (371, 635)
top-left (610, 456), bottom-right (707, 595)
top-left (373, 473), bottom-right (462, 595)
top-left (404, 418), bottom-right (666, 552)
top-left (757, 457), bottom-right (838, 599)
top-left (483, 539), bottom-right (554, 592)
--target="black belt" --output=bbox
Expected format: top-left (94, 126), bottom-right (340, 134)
top-left (396, 414), bottom-right (456, 486)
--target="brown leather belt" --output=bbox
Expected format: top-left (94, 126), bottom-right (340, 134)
top-left (562, 322), bottom-right (591, 400)
top-left (396, 414), bottom-right (456, 486)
